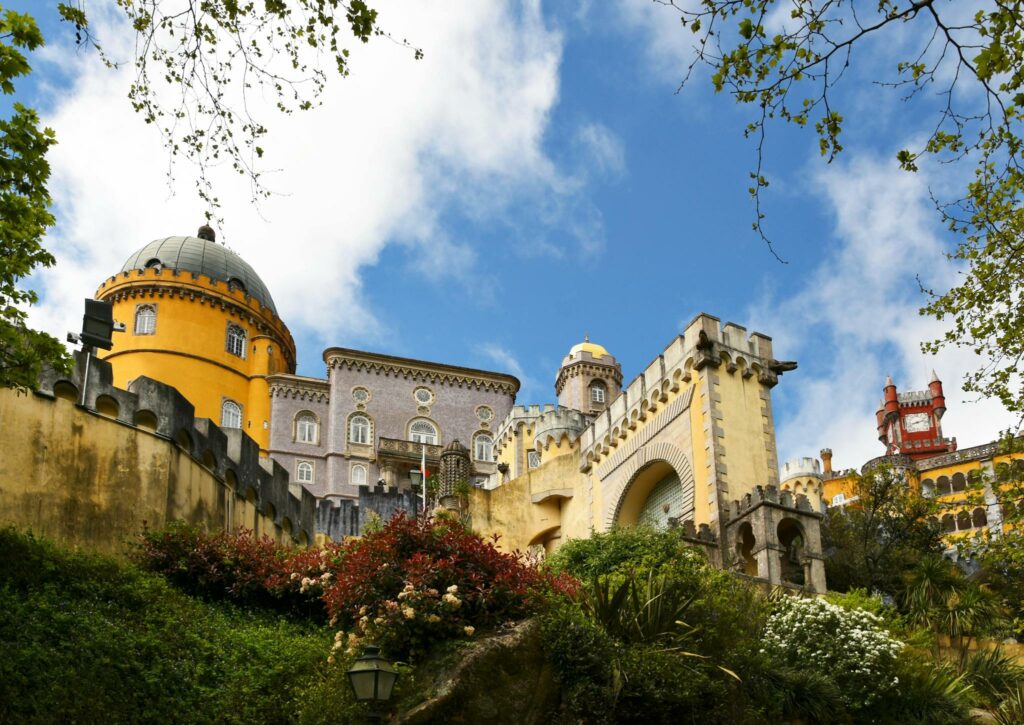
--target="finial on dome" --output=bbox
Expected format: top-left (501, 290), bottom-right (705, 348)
top-left (197, 224), bottom-right (216, 242)
top-left (584, 332), bottom-right (589, 343)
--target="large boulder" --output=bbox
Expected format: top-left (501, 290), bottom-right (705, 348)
top-left (398, 619), bottom-right (559, 724)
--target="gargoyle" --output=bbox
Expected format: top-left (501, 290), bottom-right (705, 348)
top-left (767, 359), bottom-right (798, 374)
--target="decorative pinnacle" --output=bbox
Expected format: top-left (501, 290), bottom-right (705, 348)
top-left (197, 224), bottom-right (216, 242)
top-left (885, 375), bottom-right (894, 387)
top-left (930, 369), bottom-right (941, 382)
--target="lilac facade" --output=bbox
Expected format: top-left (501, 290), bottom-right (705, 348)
top-left (268, 348), bottom-right (518, 500)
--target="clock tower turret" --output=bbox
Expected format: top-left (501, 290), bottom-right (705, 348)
top-left (876, 374), bottom-right (956, 461)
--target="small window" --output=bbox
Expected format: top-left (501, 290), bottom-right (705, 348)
top-left (221, 400), bottom-right (242, 429)
top-left (350, 415), bottom-right (371, 444)
top-left (831, 493), bottom-right (846, 506)
top-left (590, 381), bottom-right (607, 403)
top-left (226, 323), bottom-right (247, 358)
top-left (144, 258), bottom-right (162, 270)
top-left (527, 450), bottom-right (540, 468)
top-left (413, 387), bottom-right (434, 405)
top-left (474, 434), bottom-right (493, 461)
top-left (351, 464), bottom-right (368, 486)
top-left (410, 419), bottom-right (438, 445)
top-left (228, 277), bottom-right (247, 294)
top-left (296, 413), bottom-right (318, 444)
top-left (296, 461), bottom-right (314, 483)
top-left (134, 304), bottom-right (156, 335)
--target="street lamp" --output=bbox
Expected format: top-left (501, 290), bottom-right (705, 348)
top-left (346, 645), bottom-right (398, 722)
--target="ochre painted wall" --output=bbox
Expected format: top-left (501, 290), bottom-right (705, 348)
top-left (95, 268), bottom-right (295, 453)
top-left (0, 388), bottom-right (292, 556)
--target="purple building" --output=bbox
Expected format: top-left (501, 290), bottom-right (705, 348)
top-left (268, 348), bottom-right (519, 500)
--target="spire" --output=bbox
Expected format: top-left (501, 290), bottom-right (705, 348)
top-left (930, 369), bottom-right (940, 382)
top-left (885, 375), bottom-right (894, 387)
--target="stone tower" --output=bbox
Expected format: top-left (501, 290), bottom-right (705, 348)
top-left (555, 336), bottom-right (623, 416)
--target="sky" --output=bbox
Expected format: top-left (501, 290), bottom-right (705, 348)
top-left (10, 0), bottom-right (1017, 472)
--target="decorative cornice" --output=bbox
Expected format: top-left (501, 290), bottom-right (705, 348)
top-left (268, 374), bottom-right (330, 403)
top-left (554, 359), bottom-right (623, 394)
top-left (323, 348), bottom-right (520, 396)
top-left (97, 281), bottom-right (296, 370)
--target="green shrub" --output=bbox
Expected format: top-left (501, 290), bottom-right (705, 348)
top-left (760, 596), bottom-right (903, 711)
top-left (962, 647), bottom-right (1024, 708)
top-left (546, 525), bottom-right (692, 579)
top-left (860, 651), bottom-right (973, 724)
top-left (0, 527), bottom-right (330, 724)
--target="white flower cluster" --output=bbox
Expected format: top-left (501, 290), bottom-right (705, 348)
top-left (761, 597), bottom-right (903, 709)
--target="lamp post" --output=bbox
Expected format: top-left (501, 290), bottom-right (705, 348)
top-left (346, 645), bottom-right (398, 723)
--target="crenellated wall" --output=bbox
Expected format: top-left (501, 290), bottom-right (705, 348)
top-left (0, 352), bottom-right (317, 555)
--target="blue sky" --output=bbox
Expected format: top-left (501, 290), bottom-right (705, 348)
top-left (12, 1), bottom-right (1013, 469)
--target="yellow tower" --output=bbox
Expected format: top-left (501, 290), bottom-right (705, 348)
top-left (95, 226), bottom-right (295, 453)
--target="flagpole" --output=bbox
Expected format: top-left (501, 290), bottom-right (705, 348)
top-left (420, 443), bottom-right (427, 515)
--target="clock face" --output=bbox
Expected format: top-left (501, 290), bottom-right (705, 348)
top-left (903, 412), bottom-right (931, 433)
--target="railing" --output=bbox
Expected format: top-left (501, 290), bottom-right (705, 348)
top-left (377, 437), bottom-right (443, 461)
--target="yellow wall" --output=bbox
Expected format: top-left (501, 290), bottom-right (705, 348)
top-left (0, 387), bottom-right (296, 556)
top-left (95, 268), bottom-right (295, 453)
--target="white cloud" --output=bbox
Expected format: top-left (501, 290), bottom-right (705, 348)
top-left (476, 342), bottom-right (545, 402)
top-left (25, 1), bottom-right (605, 364)
top-left (576, 122), bottom-right (626, 176)
top-left (748, 153), bottom-right (1018, 472)
top-left (613, 0), bottom-right (696, 83)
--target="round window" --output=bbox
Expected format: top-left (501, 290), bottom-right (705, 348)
top-left (352, 387), bottom-right (370, 404)
top-left (413, 387), bottom-right (434, 405)
top-left (476, 405), bottom-right (494, 422)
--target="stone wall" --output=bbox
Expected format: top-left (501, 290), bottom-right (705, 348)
top-left (0, 352), bottom-right (316, 555)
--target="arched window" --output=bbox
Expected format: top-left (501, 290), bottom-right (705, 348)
top-left (221, 400), bottom-right (242, 429)
top-left (134, 304), bottom-right (156, 335)
top-left (351, 464), bottom-right (367, 486)
top-left (410, 419), bottom-right (438, 445)
top-left (951, 472), bottom-right (967, 492)
top-left (936, 476), bottom-right (951, 495)
top-left (920, 479), bottom-right (934, 497)
top-left (972, 507), bottom-right (988, 528)
top-left (474, 433), bottom-right (493, 462)
top-left (296, 461), bottom-right (313, 483)
top-left (295, 412), bottom-right (318, 444)
top-left (590, 380), bottom-right (607, 404)
top-left (349, 415), bottom-right (371, 444)
top-left (941, 514), bottom-right (956, 533)
top-left (226, 323), bottom-right (246, 358)
top-left (956, 510), bottom-right (972, 530)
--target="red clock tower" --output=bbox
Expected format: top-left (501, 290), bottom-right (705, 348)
top-left (874, 371), bottom-right (956, 460)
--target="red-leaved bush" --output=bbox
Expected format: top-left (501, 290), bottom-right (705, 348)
top-left (136, 514), bottom-right (577, 658)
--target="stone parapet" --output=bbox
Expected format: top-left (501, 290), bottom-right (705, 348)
top-left (37, 351), bottom-right (316, 543)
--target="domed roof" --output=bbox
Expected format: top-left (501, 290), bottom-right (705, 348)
top-left (120, 234), bottom-right (277, 315)
top-left (569, 336), bottom-right (610, 360)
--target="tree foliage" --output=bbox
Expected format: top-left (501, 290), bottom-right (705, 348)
top-left (661, 0), bottom-right (1024, 420)
top-left (58, 0), bottom-right (421, 215)
top-left (0, 7), bottom-right (70, 390)
top-left (0, 1), bottom-right (418, 391)
top-left (822, 464), bottom-right (945, 596)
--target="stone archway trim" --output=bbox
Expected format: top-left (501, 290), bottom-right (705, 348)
top-left (605, 442), bottom-right (695, 529)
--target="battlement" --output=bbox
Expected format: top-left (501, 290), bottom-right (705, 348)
top-left (897, 389), bottom-right (932, 404)
top-left (532, 407), bottom-right (589, 451)
top-left (578, 314), bottom-right (787, 470)
top-left (726, 484), bottom-right (818, 523)
top-left (780, 457), bottom-right (822, 482)
top-left (37, 351), bottom-right (316, 543)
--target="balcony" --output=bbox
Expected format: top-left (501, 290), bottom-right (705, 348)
top-left (377, 437), bottom-right (443, 466)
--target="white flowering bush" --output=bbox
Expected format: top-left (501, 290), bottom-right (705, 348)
top-left (761, 596), bottom-right (903, 710)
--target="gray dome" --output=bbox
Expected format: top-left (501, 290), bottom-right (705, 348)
top-left (120, 236), bottom-right (278, 315)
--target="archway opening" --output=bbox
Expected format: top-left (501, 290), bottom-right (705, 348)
top-left (735, 522), bottom-right (757, 576)
top-left (777, 518), bottom-right (805, 586)
top-left (616, 461), bottom-right (686, 529)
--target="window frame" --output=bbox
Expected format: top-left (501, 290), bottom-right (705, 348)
top-left (221, 399), bottom-right (243, 429)
top-left (409, 418), bottom-right (439, 445)
top-left (225, 322), bottom-right (247, 358)
top-left (351, 463), bottom-right (368, 487)
top-left (295, 412), bottom-right (319, 445)
top-left (296, 460), bottom-right (314, 483)
top-left (134, 304), bottom-right (157, 335)
top-left (349, 414), bottom-right (372, 445)
top-left (474, 433), bottom-right (494, 462)
top-left (590, 381), bottom-right (607, 403)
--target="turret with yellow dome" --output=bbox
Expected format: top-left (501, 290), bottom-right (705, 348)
top-left (556, 335), bottom-right (623, 415)
top-left (94, 225), bottom-right (295, 453)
